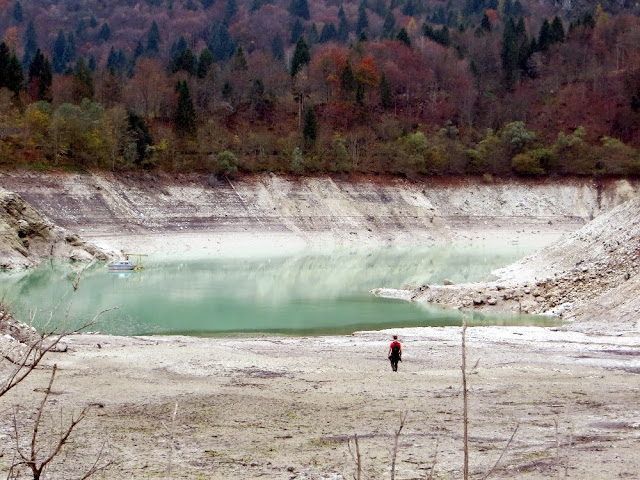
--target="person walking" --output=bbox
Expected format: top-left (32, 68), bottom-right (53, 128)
top-left (388, 335), bottom-right (402, 372)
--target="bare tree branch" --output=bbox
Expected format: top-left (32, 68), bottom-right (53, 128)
top-left (10, 363), bottom-right (104, 479)
top-left (162, 402), bottom-right (179, 479)
top-left (462, 316), bottom-right (469, 480)
top-left (2, 274), bottom-right (114, 479)
top-left (1, 307), bottom-right (117, 398)
top-left (347, 434), bottom-right (363, 480)
top-left (426, 436), bottom-right (440, 480)
top-left (389, 412), bottom-right (407, 480)
top-left (482, 423), bottom-right (520, 480)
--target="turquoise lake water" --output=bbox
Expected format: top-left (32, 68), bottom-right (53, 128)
top-left (0, 244), bottom-right (560, 336)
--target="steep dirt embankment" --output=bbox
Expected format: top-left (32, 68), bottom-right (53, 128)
top-left (382, 195), bottom-right (640, 334)
top-left (0, 187), bottom-right (109, 269)
top-left (1, 171), bottom-right (638, 249)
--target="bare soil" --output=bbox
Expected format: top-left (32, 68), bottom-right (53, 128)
top-left (1, 327), bottom-right (638, 479)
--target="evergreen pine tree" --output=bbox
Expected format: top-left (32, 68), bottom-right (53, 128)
top-left (0, 43), bottom-right (10, 87)
top-left (64, 33), bottom-right (77, 66)
top-left (501, 18), bottom-right (518, 89)
top-left (290, 36), bottom-right (310, 76)
top-left (502, 0), bottom-right (513, 16)
top-left (481, 13), bottom-right (491, 32)
top-left (128, 112), bottom-right (154, 166)
top-left (402, 0), bottom-right (416, 17)
top-left (52, 30), bottom-right (67, 73)
top-left (302, 106), bottom-right (318, 148)
top-left (107, 47), bottom-right (119, 71)
top-left (290, 19), bottom-right (304, 44)
top-left (22, 21), bottom-right (38, 70)
top-left (373, 0), bottom-right (385, 16)
top-left (172, 48), bottom-right (198, 75)
top-left (355, 82), bottom-right (365, 104)
top-left (515, 17), bottom-right (529, 71)
top-left (147, 21), bottom-right (161, 55)
top-left (271, 35), bottom-right (285, 61)
top-left (512, 0), bottom-right (523, 16)
top-left (337, 5), bottom-right (349, 41)
top-left (550, 16), bottom-right (565, 44)
top-left (380, 72), bottom-right (393, 108)
top-left (72, 57), bottom-right (94, 102)
top-left (383, 11), bottom-right (396, 38)
top-left (289, 0), bottom-right (310, 20)
top-left (99, 23), bottom-right (111, 42)
top-left (250, 0), bottom-right (263, 12)
top-left (356, 1), bottom-right (369, 36)
top-left (319, 23), bottom-right (337, 43)
top-left (309, 23), bottom-right (319, 46)
top-left (340, 61), bottom-right (356, 95)
top-left (174, 80), bottom-right (197, 137)
top-left (197, 48), bottom-right (214, 78)
top-left (231, 45), bottom-right (248, 71)
top-left (225, 0), bottom-right (238, 23)
top-left (209, 22), bottom-right (236, 60)
top-left (28, 49), bottom-right (53, 101)
top-left (538, 18), bottom-right (551, 51)
top-left (6, 56), bottom-right (25, 95)
top-left (222, 80), bottom-right (233, 100)
top-left (432, 6), bottom-right (446, 24)
top-left (397, 27), bottom-right (411, 47)
top-left (0, 42), bottom-right (25, 95)
top-left (76, 18), bottom-right (87, 37)
top-left (172, 36), bottom-right (188, 57)
top-left (13, 1), bottom-right (23, 23)
top-left (133, 40), bottom-right (144, 59)
top-left (501, 17), bottom-right (528, 89)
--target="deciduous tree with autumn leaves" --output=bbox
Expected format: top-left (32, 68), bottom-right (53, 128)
top-left (0, 0), bottom-right (640, 177)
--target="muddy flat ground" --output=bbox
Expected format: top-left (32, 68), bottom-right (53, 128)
top-left (2, 325), bottom-right (638, 479)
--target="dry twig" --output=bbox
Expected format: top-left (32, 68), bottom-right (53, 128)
top-left (388, 412), bottom-right (407, 480)
top-left (461, 316), bottom-right (469, 480)
top-left (1, 307), bottom-right (116, 398)
top-left (346, 434), bottom-right (364, 480)
top-left (162, 402), bottom-right (179, 479)
top-left (481, 423), bottom-right (520, 479)
top-left (12, 365), bottom-right (90, 479)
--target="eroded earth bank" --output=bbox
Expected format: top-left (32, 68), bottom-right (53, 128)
top-left (1, 171), bottom-right (639, 479)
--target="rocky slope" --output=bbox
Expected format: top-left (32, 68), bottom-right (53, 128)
top-left (1, 171), bottom-right (637, 247)
top-left (381, 195), bottom-right (640, 334)
top-left (0, 187), bottom-right (109, 269)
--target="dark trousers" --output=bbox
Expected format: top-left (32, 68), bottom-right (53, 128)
top-left (389, 355), bottom-right (400, 372)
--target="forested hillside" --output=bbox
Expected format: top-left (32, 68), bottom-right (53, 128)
top-left (1, 0), bottom-right (640, 176)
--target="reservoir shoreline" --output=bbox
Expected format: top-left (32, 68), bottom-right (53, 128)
top-left (1, 172), bottom-right (639, 478)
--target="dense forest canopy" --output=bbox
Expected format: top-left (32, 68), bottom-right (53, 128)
top-left (1, 0), bottom-right (640, 176)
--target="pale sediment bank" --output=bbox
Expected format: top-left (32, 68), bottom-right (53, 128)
top-left (3, 172), bottom-right (637, 265)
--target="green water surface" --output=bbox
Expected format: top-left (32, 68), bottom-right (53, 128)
top-left (0, 244), bottom-right (560, 336)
